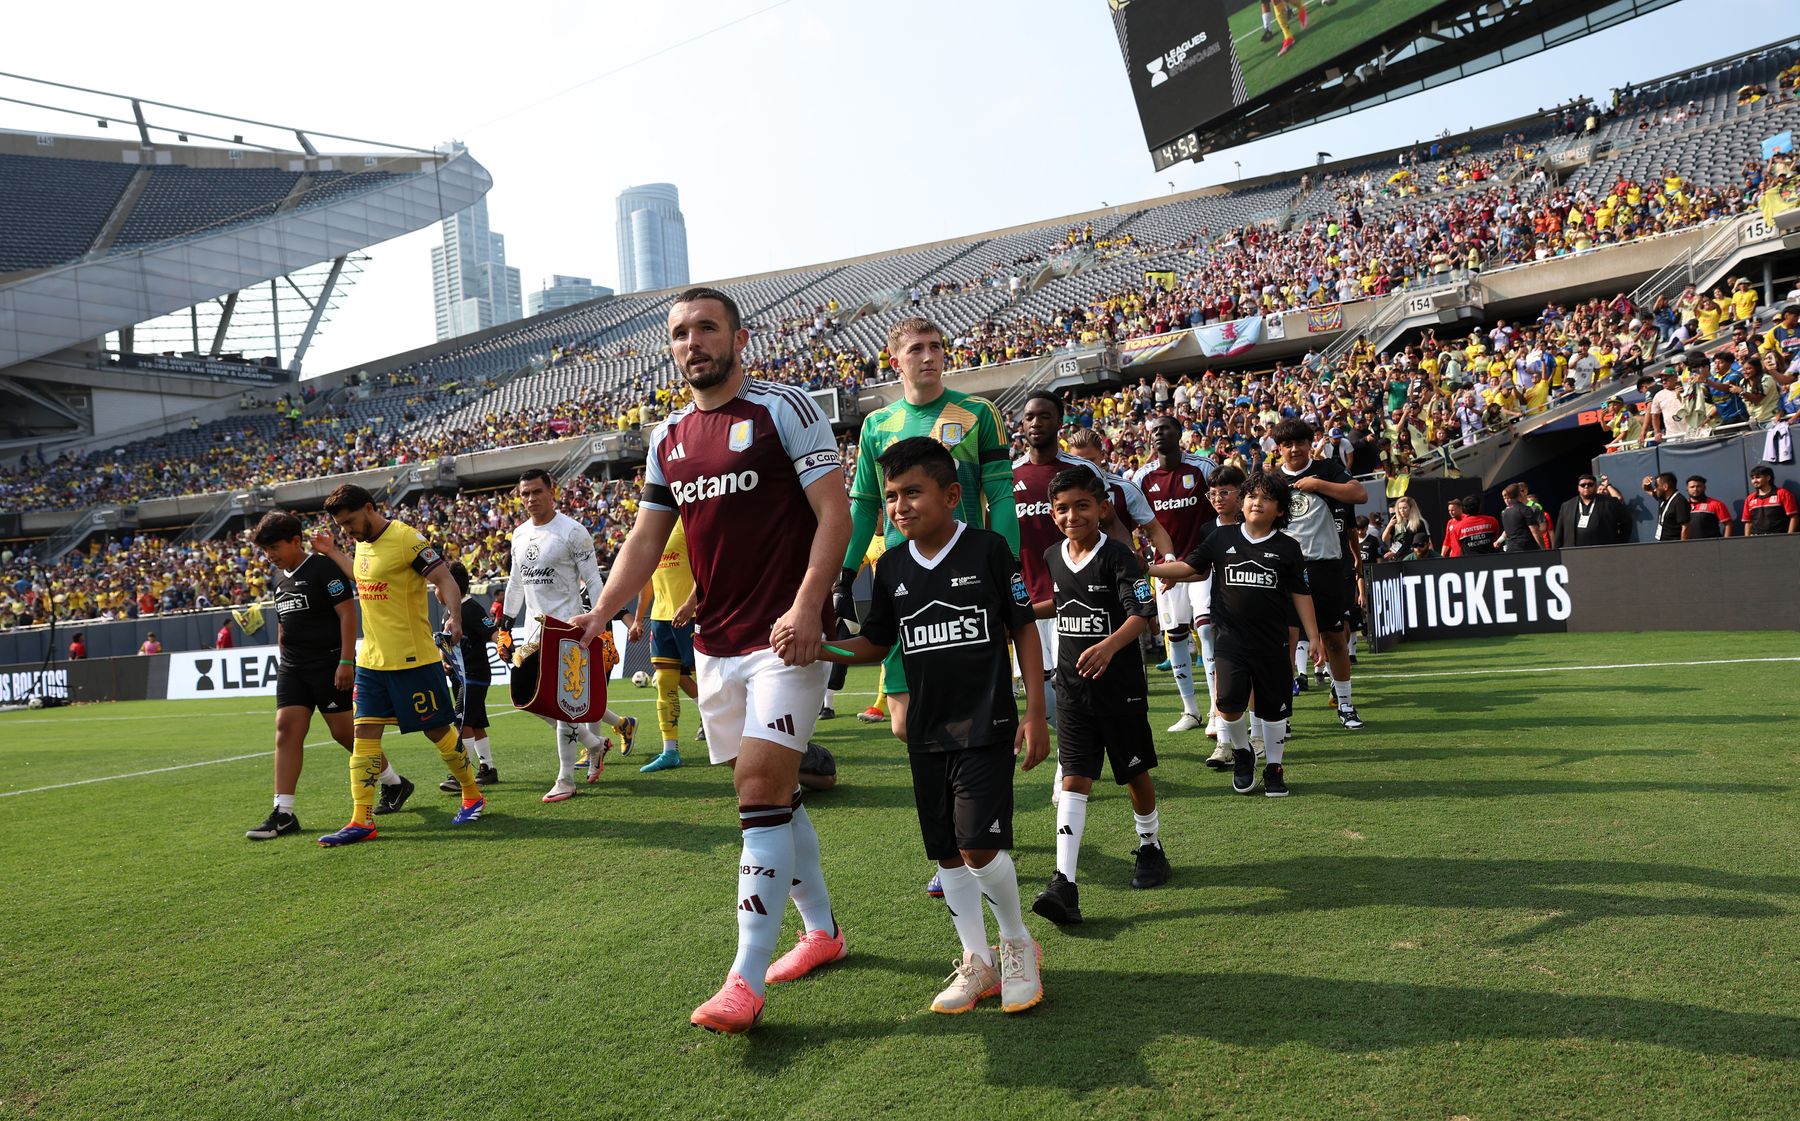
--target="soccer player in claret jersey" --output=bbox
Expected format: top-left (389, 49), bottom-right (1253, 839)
top-left (312, 485), bottom-right (485, 845)
top-left (570, 286), bottom-right (851, 1035)
top-left (502, 470), bottom-right (638, 802)
top-left (1030, 469), bottom-right (1171, 926)
top-left (1132, 414), bottom-right (1216, 736)
top-left (245, 511), bottom-right (407, 840)
top-left (1151, 472), bottom-right (1321, 797)
top-left (817, 437), bottom-right (1049, 1014)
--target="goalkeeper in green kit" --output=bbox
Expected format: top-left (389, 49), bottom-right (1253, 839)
top-left (836, 316), bottom-right (1021, 763)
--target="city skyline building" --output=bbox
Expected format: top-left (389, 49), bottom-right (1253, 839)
top-left (526, 274), bottom-right (614, 318)
top-left (615, 183), bottom-right (689, 294)
top-left (430, 198), bottom-right (522, 340)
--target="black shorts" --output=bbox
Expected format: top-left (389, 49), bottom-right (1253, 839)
top-left (909, 744), bottom-right (1015, 861)
top-left (462, 682), bottom-right (490, 729)
top-left (1213, 648), bottom-right (1294, 721)
top-left (1056, 701), bottom-right (1157, 785)
top-left (275, 663), bottom-right (352, 715)
top-left (1303, 560), bottom-right (1353, 632)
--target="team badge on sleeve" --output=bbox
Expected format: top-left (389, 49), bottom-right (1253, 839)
top-left (326, 579), bottom-right (346, 596)
top-left (1132, 578), bottom-right (1154, 604)
top-left (1011, 572), bottom-right (1030, 606)
top-left (728, 419), bottom-right (754, 452)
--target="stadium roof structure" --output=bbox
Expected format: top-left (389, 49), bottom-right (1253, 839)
top-left (0, 73), bottom-right (490, 450)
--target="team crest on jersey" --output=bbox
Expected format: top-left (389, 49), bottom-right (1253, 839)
top-left (938, 422), bottom-right (965, 447)
top-left (524, 542), bottom-right (541, 562)
top-left (326, 579), bottom-right (345, 596)
top-left (1183, 474), bottom-right (1195, 489)
top-left (1291, 492), bottom-right (1314, 518)
top-left (1011, 572), bottom-right (1029, 606)
top-left (728, 419), bottom-right (754, 452)
top-left (1132, 578), bottom-right (1153, 604)
top-left (556, 638), bottom-right (591, 720)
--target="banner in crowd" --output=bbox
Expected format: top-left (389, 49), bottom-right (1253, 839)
top-left (1760, 178), bottom-right (1800, 225)
top-left (1144, 269), bottom-right (1178, 292)
top-left (1192, 315), bottom-right (1264, 357)
top-left (1367, 551), bottom-right (1572, 648)
top-left (1119, 330), bottom-right (1187, 367)
top-left (1305, 306), bottom-right (1344, 333)
top-left (1761, 131), bottom-right (1793, 161)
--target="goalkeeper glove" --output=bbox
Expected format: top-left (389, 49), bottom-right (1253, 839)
top-left (832, 567), bottom-right (860, 635)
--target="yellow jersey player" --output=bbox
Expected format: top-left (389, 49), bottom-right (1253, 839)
top-left (314, 484), bottom-right (485, 845)
top-left (629, 517), bottom-right (699, 773)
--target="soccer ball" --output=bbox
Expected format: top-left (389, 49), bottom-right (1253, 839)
top-left (631, 670), bottom-right (650, 688)
top-left (27, 695), bottom-right (44, 710)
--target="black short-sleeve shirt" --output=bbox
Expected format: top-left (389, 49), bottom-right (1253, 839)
top-left (273, 553), bottom-right (354, 669)
top-left (1183, 524), bottom-right (1308, 658)
top-left (458, 598), bottom-right (499, 684)
top-left (861, 524), bottom-right (1035, 753)
top-left (1043, 534), bottom-right (1154, 711)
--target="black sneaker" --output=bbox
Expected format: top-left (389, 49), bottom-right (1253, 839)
top-left (819, 706), bottom-right (837, 720)
top-left (1031, 872), bottom-right (1083, 924)
top-left (1350, 653), bottom-right (1359, 665)
top-left (1294, 673), bottom-right (1309, 693)
top-left (437, 773), bottom-right (460, 793)
top-left (246, 809), bottom-right (300, 840)
top-left (1337, 705), bottom-right (1365, 730)
top-left (1264, 763), bottom-right (1289, 798)
top-left (1130, 844), bottom-right (1171, 889)
top-left (373, 775), bottom-right (415, 815)
top-left (1260, 24), bottom-right (1274, 41)
top-left (1232, 748), bottom-right (1257, 795)
top-left (476, 763), bottom-right (500, 785)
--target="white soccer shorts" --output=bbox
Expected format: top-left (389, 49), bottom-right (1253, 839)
top-left (1035, 617), bottom-right (1057, 670)
top-left (1155, 579), bottom-right (1199, 630)
top-left (696, 647), bottom-right (829, 765)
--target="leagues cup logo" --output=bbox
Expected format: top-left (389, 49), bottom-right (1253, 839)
top-left (1145, 56), bottom-right (1167, 87)
top-left (556, 638), bottom-right (591, 720)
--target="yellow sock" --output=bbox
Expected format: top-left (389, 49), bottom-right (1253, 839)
top-left (1272, 1), bottom-right (1293, 38)
top-left (655, 667), bottom-right (681, 745)
top-left (874, 692), bottom-right (889, 716)
top-left (430, 724), bottom-right (480, 800)
top-left (349, 732), bottom-right (386, 826)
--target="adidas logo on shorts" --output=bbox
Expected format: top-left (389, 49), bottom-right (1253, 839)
top-left (766, 714), bottom-right (796, 737)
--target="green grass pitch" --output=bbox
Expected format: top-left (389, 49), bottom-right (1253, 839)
top-left (1227, 0), bottom-right (1443, 103)
top-left (4, 632), bottom-right (1799, 1120)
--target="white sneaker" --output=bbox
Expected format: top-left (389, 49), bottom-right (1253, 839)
top-left (541, 777), bottom-right (577, 803)
top-left (1205, 713), bottom-right (1220, 738)
top-left (997, 936), bottom-right (1044, 1013)
top-left (930, 951), bottom-right (1000, 1014)
top-left (1205, 742), bottom-right (1234, 769)
top-left (1167, 712), bottom-right (1204, 733)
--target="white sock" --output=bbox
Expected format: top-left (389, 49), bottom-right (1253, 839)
top-left (1222, 714), bottom-right (1250, 753)
top-left (731, 812), bottom-right (796, 996)
top-left (1262, 8), bottom-right (1272, 29)
top-left (1055, 791), bottom-right (1088, 882)
top-left (377, 764), bottom-right (402, 786)
top-left (937, 864), bottom-right (993, 964)
top-left (1198, 623), bottom-right (1217, 714)
top-left (556, 724), bottom-right (580, 783)
top-left (1333, 677), bottom-right (1353, 708)
top-left (568, 721), bottom-right (603, 750)
top-left (823, 689), bottom-right (836, 708)
top-left (1133, 809), bottom-right (1161, 849)
top-left (1294, 640), bottom-right (1310, 676)
top-left (468, 735), bottom-right (492, 766)
top-left (1349, 632), bottom-right (1359, 658)
top-left (1051, 760), bottom-right (1064, 806)
top-left (1169, 636), bottom-right (1199, 715)
top-left (1264, 718), bottom-right (1288, 764)
top-left (662, 737), bottom-right (679, 753)
top-left (274, 793), bottom-right (295, 812)
top-left (788, 797), bottom-right (835, 935)
top-left (969, 852), bottom-right (1031, 942)
top-left (600, 709), bottom-right (625, 728)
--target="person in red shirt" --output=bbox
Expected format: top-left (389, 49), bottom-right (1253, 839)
top-left (68, 633), bottom-right (87, 660)
top-left (1443, 495), bottom-right (1502, 556)
top-left (216, 621), bottom-right (235, 650)
top-left (1683, 476), bottom-right (1733, 539)
top-left (1741, 466), bottom-right (1799, 535)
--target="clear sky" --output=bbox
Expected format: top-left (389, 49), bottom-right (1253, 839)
top-left (8, 0), bottom-right (1792, 377)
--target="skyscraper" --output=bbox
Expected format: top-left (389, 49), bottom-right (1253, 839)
top-left (526, 275), bottom-right (614, 318)
top-left (615, 183), bottom-right (690, 294)
top-left (430, 198), bottom-right (522, 340)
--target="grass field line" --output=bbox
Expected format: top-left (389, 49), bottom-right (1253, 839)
top-left (1362, 655), bottom-right (1800, 681)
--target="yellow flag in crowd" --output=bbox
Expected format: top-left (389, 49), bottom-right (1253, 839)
top-left (1144, 270), bottom-right (1177, 292)
top-left (232, 604), bottom-right (264, 635)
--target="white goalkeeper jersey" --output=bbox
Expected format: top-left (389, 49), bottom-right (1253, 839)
top-left (502, 511), bottom-right (603, 646)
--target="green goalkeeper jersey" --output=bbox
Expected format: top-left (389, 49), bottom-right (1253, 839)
top-left (844, 388), bottom-right (1019, 565)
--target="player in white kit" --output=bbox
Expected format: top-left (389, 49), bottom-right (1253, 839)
top-left (501, 469), bottom-right (638, 803)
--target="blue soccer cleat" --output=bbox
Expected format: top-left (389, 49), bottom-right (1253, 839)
top-left (639, 749), bottom-right (683, 773)
top-left (317, 822), bottom-right (378, 847)
top-left (451, 797), bottom-right (486, 825)
top-left (926, 870), bottom-right (945, 898)
top-left (616, 715), bottom-right (638, 757)
top-left (1154, 658), bottom-right (1172, 672)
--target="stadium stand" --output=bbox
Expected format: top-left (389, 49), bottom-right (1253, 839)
top-left (0, 154), bottom-right (138, 272)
